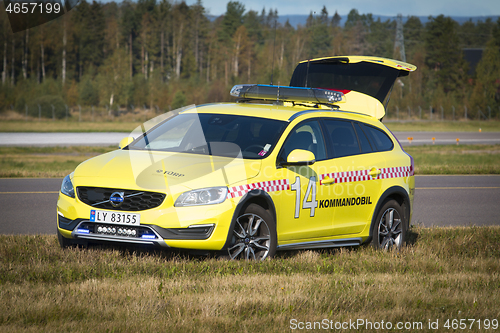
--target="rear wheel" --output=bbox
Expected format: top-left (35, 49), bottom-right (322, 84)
top-left (227, 204), bottom-right (277, 260)
top-left (371, 199), bottom-right (406, 250)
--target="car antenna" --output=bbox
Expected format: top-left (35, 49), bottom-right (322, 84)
top-left (270, 15), bottom-right (277, 86)
top-left (305, 59), bottom-right (310, 88)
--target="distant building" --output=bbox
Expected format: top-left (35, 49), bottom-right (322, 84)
top-left (463, 48), bottom-right (483, 76)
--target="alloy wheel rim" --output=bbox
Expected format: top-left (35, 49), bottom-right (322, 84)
top-left (228, 213), bottom-right (271, 260)
top-left (378, 208), bottom-right (402, 250)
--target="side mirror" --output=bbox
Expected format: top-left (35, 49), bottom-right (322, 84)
top-left (284, 149), bottom-right (316, 166)
top-left (118, 137), bottom-right (134, 149)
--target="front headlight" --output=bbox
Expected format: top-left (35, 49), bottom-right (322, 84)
top-left (61, 174), bottom-right (75, 198)
top-left (174, 187), bottom-right (228, 207)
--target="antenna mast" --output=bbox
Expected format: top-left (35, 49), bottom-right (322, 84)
top-left (394, 14), bottom-right (406, 62)
top-left (270, 15), bottom-right (277, 85)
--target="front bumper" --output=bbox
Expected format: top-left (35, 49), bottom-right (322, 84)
top-left (57, 191), bottom-right (236, 250)
top-left (60, 218), bottom-right (215, 247)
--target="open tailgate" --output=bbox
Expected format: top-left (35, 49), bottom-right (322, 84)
top-left (289, 56), bottom-right (416, 119)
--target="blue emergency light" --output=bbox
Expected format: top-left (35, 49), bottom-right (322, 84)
top-left (230, 84), bottom-right (345, 106)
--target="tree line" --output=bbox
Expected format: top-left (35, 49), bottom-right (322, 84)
top-left (1, 0), bottom-right (500, 119)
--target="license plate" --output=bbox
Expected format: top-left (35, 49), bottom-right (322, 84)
top-left (90, 209), bottom-right (140, 225)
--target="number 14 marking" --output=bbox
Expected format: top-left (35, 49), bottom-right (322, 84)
top-left (290, 176), bottom-right (318, 218)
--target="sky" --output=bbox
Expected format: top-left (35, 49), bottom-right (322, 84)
top-left (183, 0), bottom-right (500, 17)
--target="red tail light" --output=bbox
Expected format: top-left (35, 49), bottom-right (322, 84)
top-left (409, 154), bottom-right (414, 176)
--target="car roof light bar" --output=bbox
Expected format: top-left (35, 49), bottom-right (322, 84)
top-left (230, 84), bottom-right (345, 106)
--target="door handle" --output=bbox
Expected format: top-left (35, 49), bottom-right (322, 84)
top-left (322, 176), bottom-right (335, 185)
top-left (368, 168), bottom-right (381, 177)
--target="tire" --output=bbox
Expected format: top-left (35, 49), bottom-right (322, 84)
top-left (57, 229), bottom-right (79, 248)
top-left (371, 199), bottom-right (407, 250)
top-left (227, 204), bottom-right (277, 260)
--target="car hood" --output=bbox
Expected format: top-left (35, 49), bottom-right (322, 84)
top-left (73, 149), bottom-right (261, 194)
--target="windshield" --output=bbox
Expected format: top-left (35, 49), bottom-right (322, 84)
top-left (129, 113), bottom-right (287, 159)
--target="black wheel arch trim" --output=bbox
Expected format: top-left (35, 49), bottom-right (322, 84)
top-left (58, 216), bottom-right (85, 231)
top-left (221, 189), bottom-right (277, 251)
top-left (368, 185), bottom-right (411, 242)
top-left (148, 224), bottom-right (214, 240)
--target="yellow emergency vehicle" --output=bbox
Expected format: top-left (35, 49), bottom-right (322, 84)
top-left (57, 56), bottom-right (416, 260)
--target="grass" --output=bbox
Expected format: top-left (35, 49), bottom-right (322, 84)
top-left (384, 120), bottom-right (500, 132)
top-left (1, 112), bottom-right (500, 133)
top-left (405, 144), bottom-right (500, 174)
top-left (1, 144), bottom-right (499, 178)
top-left (0, 109), bottom-right (149, 132)
top-left (0, 146), bottom-right (114, 178)
top-left (0, 120), bottom-right (141, 133)
top-left (0, 226), bottom-right (499, 332)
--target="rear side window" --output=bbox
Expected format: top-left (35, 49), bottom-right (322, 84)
top-left (353, 122), bottom-right (373, 153)
top-left (323, 119), bottom-right (360, 158)
top-left (361, 124), bottom-right (394, 152)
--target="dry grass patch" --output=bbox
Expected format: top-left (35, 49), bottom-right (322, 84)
top-left (0, 146), bottom-right (114, 178)
top-left (385, 120), bottom-right (500, 132)
top-left (0, 107), bottom-right (164, 133)
top-left (2, 144), bottom-right (500, 178)
top-left (2, 116), bottom-right (500, 133)
top-left (0, 120), bottom-right (142, 133)
top-left (405, 144), bottom-right (500, 174)
top-left (0, 227), bottom-right (499, 332)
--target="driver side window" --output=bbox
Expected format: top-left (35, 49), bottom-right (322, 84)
top-left (280, 120), bottom-right (327, 162)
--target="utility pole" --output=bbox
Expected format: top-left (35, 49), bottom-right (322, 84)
top-left (394, 14), bottom-right (406, 62)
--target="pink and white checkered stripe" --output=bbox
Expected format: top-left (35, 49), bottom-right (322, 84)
top-left (227, 179), bottom-right (290, 199)
top-left (319, 166), bottom-right (412, 185)
top-left (319, 169), bottom-right (372, 185)
top-left (378, 166), bottom-right (412, 179)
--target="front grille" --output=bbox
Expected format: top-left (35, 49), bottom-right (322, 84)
top-left (77, 187), bottom-right (166, 211)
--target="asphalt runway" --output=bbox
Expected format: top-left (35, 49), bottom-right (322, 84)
top-left (395, 131), bottom-right (500, 146)
top-left (411, 175), bottom-right (500, 227)
top-left (0, 178), bottom-right (61, 234)
top-left (1, 176), bottom-right (498, 235)
top-left (0, 131), bottom-right (499, 147)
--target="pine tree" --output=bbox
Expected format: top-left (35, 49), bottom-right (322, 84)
top-left (220, 1), bottom-right (245, 42)
top-left (424, 15), bottom-right (467, 94)
top-left (493, 17), bottom-right (500, 47)
top-left (331, 11), bottom-right (341, 28)
top-left (305, 6), bottom-right (331, 58)
top-left (470, 37), bottom-right (500, 112)
top-left (73, 0), bottom-right (105, 78)
top-left (404, 16), bottom-right (424, 59)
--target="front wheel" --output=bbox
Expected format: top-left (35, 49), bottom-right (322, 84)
top-left (371, 199), bottom-right (407, 250)
top-left (227, 204), bottom-right (277, 260)
top-left (57, 229), bottom-right (85, 248)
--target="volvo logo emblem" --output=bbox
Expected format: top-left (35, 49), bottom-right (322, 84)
top-left (109, 192), bottom-right (125, 208)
